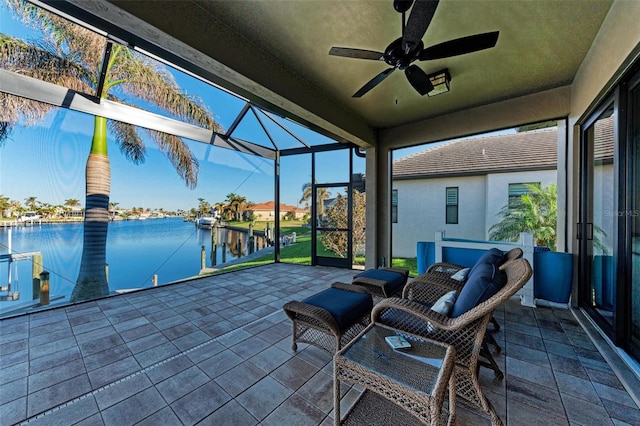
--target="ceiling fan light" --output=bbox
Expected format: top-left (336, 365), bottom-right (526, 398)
top-left (427, 69), bottom-right (450, 97)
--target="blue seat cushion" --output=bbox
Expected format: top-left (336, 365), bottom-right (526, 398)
top-left (353, 269), bottom-right (407, 294)
top-left (302, 288), bottom-right (373, 331)
top-left (451, 261), bottom-right (507, 318)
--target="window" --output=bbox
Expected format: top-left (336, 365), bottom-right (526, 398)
top-left (392, 189), bottom-right (398, 223)
top-left (508, 182), bottom-right (540, 207)
top-left (446, 187), bottom-right (458, 224)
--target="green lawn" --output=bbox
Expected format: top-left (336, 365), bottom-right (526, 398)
top-left (225, 220), bottom-right (308, 235)
top-left (205, 222), bottom-right (418, 276)
top-left (5, 217), bottom-right (418, 277)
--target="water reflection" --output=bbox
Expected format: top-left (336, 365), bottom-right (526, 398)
top-left (0, 219), bottom-right (268, 316)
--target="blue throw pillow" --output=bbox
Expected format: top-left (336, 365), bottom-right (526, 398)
top-left (470, 248), bottom-right (505, 270)
top-left (450, 262), bottom-right (507, 318)
top-left (467, 247), bottom-right (506, 278)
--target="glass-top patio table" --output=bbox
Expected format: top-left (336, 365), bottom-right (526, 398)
top-left (334, 323), bottom-right (456, 426)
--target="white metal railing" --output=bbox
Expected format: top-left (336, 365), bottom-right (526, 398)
top-left (434, 231), bottom-right (535, 307)
top-left (1, 228), bottom-right (43, 302)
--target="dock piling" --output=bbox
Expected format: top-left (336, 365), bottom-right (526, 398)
top-left (32, 253), bottom-right (43, 300)
top-left (39, 271), bottom-right (49, 306)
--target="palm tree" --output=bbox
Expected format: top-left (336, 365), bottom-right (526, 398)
top-left (108, 201), bottom-right (119, 221)
top-left (226, 193), bottom-right (247, 221)
top-left (64, 198), bottom-right (80, 208)
top-left (9, 199), bottom-right (21, 218)
top-left (489, 183), bottom-right (557, 250)
top-left (213, 201), bottom-right (226, 219)
top-left (63, 198), bottom-right (80, 218)
top-left (300, 181), bottom-right (331, 219)
top-left (0, 194), bottom-right (9, 218)
top-left (1, 1), bottom-right (221, 302)
top-left (24, 196), bottom-right (38, 211)
top-left (197, 198), bottom-right (211, 217)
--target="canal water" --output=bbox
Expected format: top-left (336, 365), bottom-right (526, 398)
top-left (0, 218), bottom-right (265, 315)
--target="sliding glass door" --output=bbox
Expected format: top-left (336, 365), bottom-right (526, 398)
top-left (579, 65), bottom-right (640, 359)
top-left (628, 71), bottom-right (640, 359)
top-left (580, 103), bottom-right (616, 332)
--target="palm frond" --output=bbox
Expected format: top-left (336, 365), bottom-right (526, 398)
top-left (6, 0), bottom-right (106, 73)
top-left (107, 119), bottom-right (146, 164)
top-left (0, 92), bottom-right (54, 145)
top-left (112, 48), bottom-right (221, 132)
top-left (145, 129), bottom-right (199, 189)
top-left (0, 121), bottom-right (11, 145)
top-left (489, 183), bottom-right (558, 250)
top-left (1, 33), bottom-right (93, 93)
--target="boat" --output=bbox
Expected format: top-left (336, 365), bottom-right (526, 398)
top-left (17, 212), bottom-right (41, 223)
top-left (195, 217), bottom-right (217, 229)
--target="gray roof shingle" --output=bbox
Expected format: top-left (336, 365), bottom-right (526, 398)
top-left (393, 128), bottom-right (558, 179)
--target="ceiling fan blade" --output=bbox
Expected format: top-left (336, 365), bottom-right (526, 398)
top-left (419, 31), bottom-right (499, 60)
top-left (353, 68), bottom-right (396, 98)
top-left (402, 0), bottom-right (439, 54)
top-left (329, 47), bottom-right (385, 61)
top-left (404, 65), bottom-right (434, 96)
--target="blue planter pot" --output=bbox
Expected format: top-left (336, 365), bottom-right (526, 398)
top-left (533, 251), bottom-right (573, 303)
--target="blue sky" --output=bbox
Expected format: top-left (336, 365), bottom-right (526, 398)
top-left (0, 5), bottom-right (367, 212)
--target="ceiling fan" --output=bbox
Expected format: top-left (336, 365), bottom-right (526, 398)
top-left (329, 0), bottom-right (499, 98)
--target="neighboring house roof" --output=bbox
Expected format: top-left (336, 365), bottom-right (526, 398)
top-left (247, 201), bottom-right (307, 213)
top-left (392, 127), bottom-right (558, 179)
top-left (393, 115), bottom-right (616, 180)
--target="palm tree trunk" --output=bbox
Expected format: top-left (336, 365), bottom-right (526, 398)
top-left (70, 116), bottom-right (110, 302)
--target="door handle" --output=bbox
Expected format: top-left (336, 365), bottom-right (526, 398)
top-left (577, 222), bottom-right (594, 240)
top-left (586, 223), bottom-right (594, 240)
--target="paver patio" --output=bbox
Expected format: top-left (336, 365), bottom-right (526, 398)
top-left (1, 263), bottom-right (639, 425)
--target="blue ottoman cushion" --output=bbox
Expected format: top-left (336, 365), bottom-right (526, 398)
top-left (302, 287), bottom-right (373, 330)
top-left (353, 269), bottom-right (407, 294)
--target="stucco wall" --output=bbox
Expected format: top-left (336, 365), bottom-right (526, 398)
top-left (392, 176), bottom-right (487, 258)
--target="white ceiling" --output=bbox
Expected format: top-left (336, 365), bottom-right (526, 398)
top-left (64, 0), bottom-right (613, 146)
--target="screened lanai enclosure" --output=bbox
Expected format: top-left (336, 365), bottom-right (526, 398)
top-left (0, 0), bottom-right (366, 316)
top-left (2, 1), bottom-right (640, 425)
top-left (1, 0), bottom-right (640, 380)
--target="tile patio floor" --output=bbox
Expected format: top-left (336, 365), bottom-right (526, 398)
top-left (1, 263), bottom-right (639, 425)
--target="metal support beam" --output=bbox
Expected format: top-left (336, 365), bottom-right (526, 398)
top-left (0, 69), bottom-right (276, 159)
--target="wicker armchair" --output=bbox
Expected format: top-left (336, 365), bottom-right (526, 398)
top-left (372, 258), bottom-right (532, 426)
top-left (410, 247), bottom-right (524, 376)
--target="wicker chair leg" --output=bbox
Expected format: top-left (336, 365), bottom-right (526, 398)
top-left (485, 332), bottom-right (501, 354)
top-left (291, 320), bottom-right (298, 351)
top-left (479, 342), bottom-right (504, 383)
top-left (490, 316), bottom-right (501, 331)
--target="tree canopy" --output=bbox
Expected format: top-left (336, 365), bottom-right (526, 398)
top-left (489, 183), bottom-right (557, 250)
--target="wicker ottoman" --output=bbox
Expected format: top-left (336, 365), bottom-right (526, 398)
top-left (283, 282), bottom-right (373, 354)
top-left (352, 267), bottom-right (409, 300)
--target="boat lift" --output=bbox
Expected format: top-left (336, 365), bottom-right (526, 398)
top-left (1, 228), bottom-right (42, 302)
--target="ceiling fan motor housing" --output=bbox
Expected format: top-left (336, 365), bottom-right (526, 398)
top-left (384, 37), bottom-right (424, 69)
